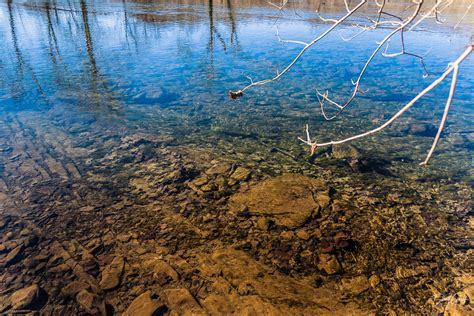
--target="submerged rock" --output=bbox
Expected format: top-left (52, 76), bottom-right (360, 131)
top-left (10, 284), bottom-right (43, 310)
top-left (191, 177), bottom-right (208, 187)
top-left (117, 234), bottom-right (132, 243)
top-left (205, 163), bottom-right (231, 176)
top-left (99, 256), bottom-right (125, 290)
top-left (163, 288), bottom-right (205, 315)
top-left (296, 230), bottom-right (311, 241)
top-left (123, 291), bottom-right (165, 316)
top-left (141, 254), bottom-right (179, 284)
top-left (331, 144), bottom-right (361, 159)
top-left (3, 243), bottom-right (24, 266)
top-left (369, 275), bottom-right (380, 288)
top-left (443, 287), bottom-right (474, 316)
top-left (76, 290), bottom-right (106, 315)
top-left (230, 167), bottom-right (251, 182)
top-left (315, 192), bottom-right (331, 209)
top-left (395, 266), bottom-right (429, 279)
top-left (122, 132), bottom-right (174, 147)
top-left (256, 217), bottom-right (270, 231)
top-left (62, 281), bottom-right (90, 297)
top-left (339, 276), bottom-right (370, 296)
top-left (82, 253), bottom-right (100, 276)
top-left (228, 174), bottom-right (325, 229)
top-left (408, 123), bottom-right (437, 137)
top-left (198, 248), bottom-right (371, 314)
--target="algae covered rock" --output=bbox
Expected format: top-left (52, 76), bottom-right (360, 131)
top-left (228, 174), bottom-right (325, 229)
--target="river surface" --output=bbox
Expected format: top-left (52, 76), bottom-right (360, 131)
top-left (1, 0), bottom-right (473, 181)
top-left (0, 0), bottom-right (473, 314)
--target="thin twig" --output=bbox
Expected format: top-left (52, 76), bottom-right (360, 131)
top-left (276, 27), bottom-right (308, 46)
top-left (420, 64), bottom-right (459, 165)
top-left (454, 3), bottom-right (472, 30)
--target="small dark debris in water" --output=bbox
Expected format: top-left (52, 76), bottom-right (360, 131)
top-left (308, 147), bottom-right (331, 163)
top-left (394, 242), bottom-right (418, 256)
top-left (453, 242), bottom-right (474, 250)
top-left (0, 146), bottom-right (12, 153)
top-left (229, 90), bottom-right (243, 99)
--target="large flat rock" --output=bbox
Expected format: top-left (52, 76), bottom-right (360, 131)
top-left (228, 174), bottom-right (326, 229)
top-left (197, 248), bottom-right (370, 315)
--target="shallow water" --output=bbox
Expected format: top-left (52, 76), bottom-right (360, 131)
top-left (0, 1), bottom-right (473, 314)
top-left (1, 0), bottom-right (473, 184)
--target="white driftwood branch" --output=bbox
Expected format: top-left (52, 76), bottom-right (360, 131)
top-left (300, 45), bottom-right (473, 165)
top-left (419, 62), bottom-right (458, 165)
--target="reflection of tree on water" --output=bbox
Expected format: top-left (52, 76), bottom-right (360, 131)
top-left (80, 0), bottom-right (98, 79)
top-left (127, 0), bottom-right (240, 52)
top-left (4, 0), bottom-right (122, 113)
top-left (45, 1), bottom-right (60, 62)
top-left (3, 0), bottom-right (245, 111)
top-left (122, 0), bottom-right (139, 52)
top-left (207, 0), bottom-right (226, 52)
top-left (43, 0), bottom-right (79, 93)
top-left (205, 0), bottom-right (240, 77)
top-left (207, 0), bottom-right (239, 52)
top-left (226, 0), bottom-right (238, 45)
top-left (7, 0), bottom-right (46, 101)
top-left (78, 0), bottom-right (123, 112)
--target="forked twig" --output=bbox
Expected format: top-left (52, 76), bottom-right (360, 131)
top-left (228, 0), bottom-right (368, 99)
top-left (228, 0), bottom-right (468, 166)
top-left (276, 27), bottom-right (308, 46)
top-left (317, 0), bottom-right (425, 120)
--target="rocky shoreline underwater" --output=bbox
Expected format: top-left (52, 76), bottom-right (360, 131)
top-left (0, 110), bottom-right (473, 315)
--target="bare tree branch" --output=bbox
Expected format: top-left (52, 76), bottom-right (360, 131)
top-left (300, 45), bottom-right (473, 165)
top-left (228, 0), bottom-right (368, 99)
top-left (276, 27), bottom-right (308, 46)
top-left (229, 0), bottom-right (469, 166)
top-left (317, 0), bottom-right (425, 120)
